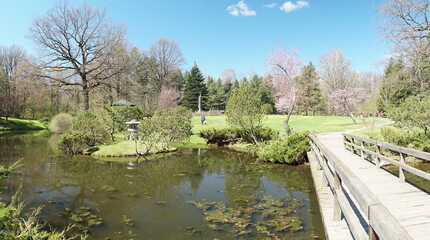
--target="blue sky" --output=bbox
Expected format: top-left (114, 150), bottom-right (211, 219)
top-left (0, 0), bottom-right (388, 79)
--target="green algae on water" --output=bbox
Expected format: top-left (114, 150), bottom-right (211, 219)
top-left (188, 195), bottom-right (304, 239)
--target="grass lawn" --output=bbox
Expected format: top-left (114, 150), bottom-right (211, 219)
top-left (91, 140), bottom-right (176, 157)
top-left (193, 115), bottom-right (388, 134)
top-left (0, 118), bottom-right (46, 131)
top-left (350, 125), bottom-right (388, 139)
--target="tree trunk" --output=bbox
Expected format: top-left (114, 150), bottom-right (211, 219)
top-left (83, 85), bottom-right (90, 111)
top-left (349, 112), bottom-right (357, 124)
top-left (284, 92), bottom-right (297, 133)
top-left (251, 131), bottom-right (259, 145)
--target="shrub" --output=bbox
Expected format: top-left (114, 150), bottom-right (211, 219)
top-left (49, 113), bottom-right (73, 134)
top-left (101, 105), bottom-right (146, 142)
top-left (258, 131), bottom-right (310, 164)
top-left (226, 84), bottom-right (266, 144)
top-left (72, 111), bottom-right (106, 145)
top-left (137, 106), bottom-right (193, 152)
top-left (57, 131), bottom-right (92, 155)
top-left (380, 127), bottom-right (430, 152)
top-left (199, 126), bottom-right (279, 145)
top-left (239, 126), bottom-right (279, 144)
top-left (199, 128), bottom-right (239, 145)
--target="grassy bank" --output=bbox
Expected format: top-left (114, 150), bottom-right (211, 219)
top-left (193, 115), bottom-right (387, 133)
top-left (90, 140), bottom-right (177, 157)
top-left (191, 115), bottom-right (388, 144)
top-left (0, 118), bottom-right (46, 131)
top-left (90, 115), bottom-right (389, 157)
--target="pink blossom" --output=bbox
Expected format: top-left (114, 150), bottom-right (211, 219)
top-left (157, 85), bottom-right (180, 109)
top-left (265, 47), bottom-right (303, 113)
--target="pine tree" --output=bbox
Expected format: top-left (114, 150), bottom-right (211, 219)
top-left (296, 62), bottom-right (325, 115)
top-left (249, 74), bottom-right (275, 112)
top-left (181, 62), bottom-right (208, 111)
top-left (207, 76), bottom-right (225, 105)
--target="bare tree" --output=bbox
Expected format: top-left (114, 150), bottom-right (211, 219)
top-left (221, 68), bottom-right (237, 82)
top-left (0, 45), bottom-right (26, 92)
top-left (146, 38), bottom-right (185, 91)
top-left (319, 49), bottom-right (357, 94)
top-left (378, 0), bottom-right (430, 48)
top-left (28, 1), bottom-right (126, 110)
top-left (378, 0), bottom-right (430, 92)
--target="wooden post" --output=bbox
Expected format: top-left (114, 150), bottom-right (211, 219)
top-left (399, 152), bottom-right (405, 183)
top-left (360, 140), bottom-right (365, 160)
top-left (375, 145), bottom-right (381, 169)
top-left (321, 155), bottom-right (328, 188)
top-left (368, 225), bottom-right (380, 240)
top-left (351, 138), bottom-right (355, 154)
top-left (333, 170), bottom-right (342, 221)
top-left (343, 135), bottom-right (347, 149)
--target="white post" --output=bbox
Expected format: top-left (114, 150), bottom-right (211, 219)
top-left (198, 93), bottom-right (202, 113)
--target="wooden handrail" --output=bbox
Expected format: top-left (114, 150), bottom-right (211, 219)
top-left (343, 133), bottom-right (430, 182)
top-left (309, 134), bottom-right (412, 240)
top-left (343, 133), bottom-right (430, 161)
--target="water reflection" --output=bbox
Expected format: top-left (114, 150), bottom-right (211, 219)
top-left (0, 132), bottom-right (325, 239)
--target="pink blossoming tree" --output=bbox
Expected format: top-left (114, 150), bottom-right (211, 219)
top-left (157, 85), bottom-right (180, 109)
top-left (328, 87), bottom-right (368, 124)
top-left (265, 47), bottom-right (303, 131)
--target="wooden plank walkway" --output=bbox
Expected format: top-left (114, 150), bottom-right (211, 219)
top-left (308, 150), bottom-right (354, 240)
top-left (314, 132), bottom-right (430, 240)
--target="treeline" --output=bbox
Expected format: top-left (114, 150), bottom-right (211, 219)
top-left (377, 0), bottom-right (430, 135)
top-left (0, 1), bottom-right (384, 122)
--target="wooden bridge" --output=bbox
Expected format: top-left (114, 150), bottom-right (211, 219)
top-left (308, 132), bottom-right (430, 240)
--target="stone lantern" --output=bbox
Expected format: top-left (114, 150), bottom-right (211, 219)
top-left (125, 119), bottom-right (141, 140)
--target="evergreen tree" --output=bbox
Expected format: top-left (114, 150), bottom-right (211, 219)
top-left (207, 76), bottom-right (225, 106)
top-left (296, 62), bottom-right (325, 115)
top-left (181, 62), bottom-right (208, 111)
top-left (377, 58), bottom-right (413, 112)
top-left (249, 74), bottom-right (275, 113)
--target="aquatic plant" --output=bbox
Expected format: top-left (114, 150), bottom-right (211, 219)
top-left (122, 215), bottom-right (134, 226)
top-left (61, 205), bottom-right (103, 233)
top-left (188, 195), bottom-right (304, 239)
top-left (0, 160), bottom-right (22, 179)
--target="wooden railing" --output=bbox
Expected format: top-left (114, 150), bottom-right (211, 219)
top-left (343, 133), bottom-right (430, 182)
top-left (309, 134), bottom-right (412, 240)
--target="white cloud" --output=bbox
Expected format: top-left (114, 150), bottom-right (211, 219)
top-left (264, 3), bottom-right (277, 8)
top-left (227, 1), bottom-right (256, 17)
top-left (279, 1), bottom-right (309, 13)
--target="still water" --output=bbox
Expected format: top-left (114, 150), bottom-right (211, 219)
top-left (0, 132), bottom-right (325, 240)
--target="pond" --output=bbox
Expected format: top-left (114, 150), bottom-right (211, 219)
top-left (0, 132), bottom-right (326, 240)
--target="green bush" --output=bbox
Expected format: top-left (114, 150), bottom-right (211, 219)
top-left (72, 111), bottom-right (106, 145)
top-left (199, 126), bottom-right (278, 145)
top-left (100, 105), bottom-right (146, 142)
top-left (258, 131), bottom-right (310, 164)
top-left (49, 113), bottom-right (73, 134)
top-left (137, 106), bottom-right (193, 152)
top-left (239, 126), bottom-right (279, 144)
top-left (380, 127), bottom-right (430, 152)
top-left (199, 128), bottom-right (239, 145)
top-left (57, 131), bottom-right (92, 155)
